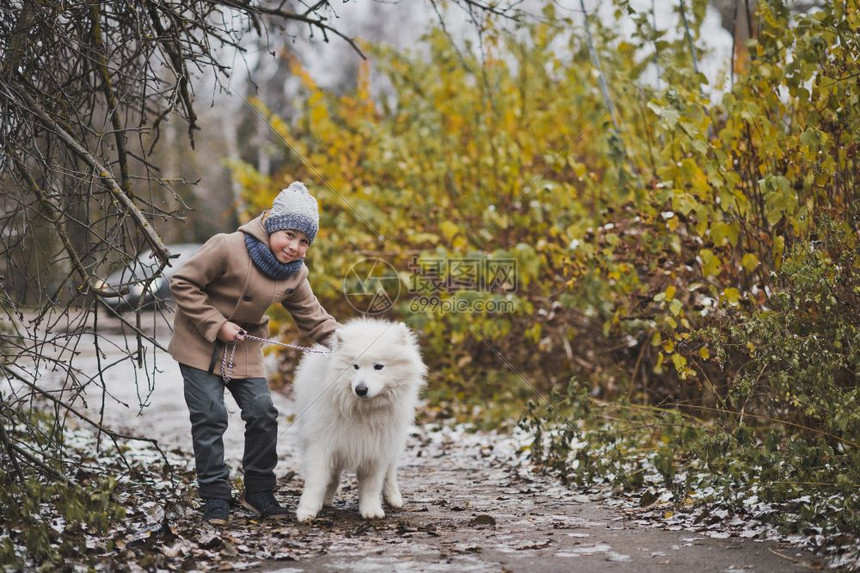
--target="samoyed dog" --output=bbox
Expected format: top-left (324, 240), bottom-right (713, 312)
top-left (293, 317), bottom-right (426, 521)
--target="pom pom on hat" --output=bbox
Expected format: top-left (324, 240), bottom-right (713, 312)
top-left (265, 181), bottom-right (319, 243)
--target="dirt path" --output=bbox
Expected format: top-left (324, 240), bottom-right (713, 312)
top-left (250, 424), bottom-right (820, 573)
top-left (56, 315), bottom-right (822, 572)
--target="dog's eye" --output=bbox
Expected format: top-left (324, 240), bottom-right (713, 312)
top-left (373, 364), bottom-right (384, 370)
top-left (353, 364), bottom-right (359, 370)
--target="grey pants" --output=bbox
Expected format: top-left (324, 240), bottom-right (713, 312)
top-left (180, 364), bottom-right (279, 500)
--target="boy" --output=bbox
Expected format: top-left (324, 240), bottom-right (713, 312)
top-left (168, 181), bottom-right (339, 524)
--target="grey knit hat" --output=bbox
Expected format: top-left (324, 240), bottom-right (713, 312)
top-left (264, 181), bottom-right (319, 243)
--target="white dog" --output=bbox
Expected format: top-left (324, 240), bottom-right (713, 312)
top-left (293, 317), bottom-right (426, 521)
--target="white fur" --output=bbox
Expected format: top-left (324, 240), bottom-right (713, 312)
top-left (293, 318), bottom-right (426, 521)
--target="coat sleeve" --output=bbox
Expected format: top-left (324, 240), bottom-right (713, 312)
top-left (281, 278), bottom-right (340, 347)
top-left (169, 235), bottom-right (229, 343)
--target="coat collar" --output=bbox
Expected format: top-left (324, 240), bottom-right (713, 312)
top-left (238, 213), bottom-right (269, 243)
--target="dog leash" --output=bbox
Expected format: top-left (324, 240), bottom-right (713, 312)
top-left (221, 333), bottom-right (329, 383)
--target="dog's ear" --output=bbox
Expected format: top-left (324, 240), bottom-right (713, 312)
top-left (397, 322), bottom-right (413, 344)
top-left (333, 329), bottom-right (344, 348)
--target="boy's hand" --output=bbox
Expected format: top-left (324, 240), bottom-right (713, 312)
top-left (218, 321), bottom-right (246, 343)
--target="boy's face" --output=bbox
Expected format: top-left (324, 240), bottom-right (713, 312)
top-left (268, 229), bottom-right (310, 263)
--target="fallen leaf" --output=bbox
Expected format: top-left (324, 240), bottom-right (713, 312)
top-left (470, 514), bottom-right (496, 527)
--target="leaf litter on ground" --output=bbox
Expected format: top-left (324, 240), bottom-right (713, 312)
top-left (0, 418), bottom-right (853, 571)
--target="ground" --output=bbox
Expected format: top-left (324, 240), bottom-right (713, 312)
top-left (35, 312), bottom-right (826, 572)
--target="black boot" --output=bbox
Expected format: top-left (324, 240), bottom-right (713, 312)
top-left (241, 490), bottom-right (289, 518)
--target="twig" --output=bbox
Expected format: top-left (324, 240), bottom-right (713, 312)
top-left (578, 0), bottom-right (620, 131)
top-left (12, 155), bottom-right (104, 296)
top-left (0, 363), bottom-right (173, 472)
top-left (90, 4), bottom-right (134, 199)
top-left (678, 0), bottom-right (700, 76)
top-left (228, 0), bottom-right (366, 59)
top-left (628, 340), bottom-right (647, 401)
top-left (767, 546), bottom-right (822, 570)
top-left (7, 442), bottom-right (73, 486)
top-left (622, 400), bottom-right (859, 449)
top-left (0, 397), bottom-right (26, 483)
top-left (8, 84), bottom-right (171, 265)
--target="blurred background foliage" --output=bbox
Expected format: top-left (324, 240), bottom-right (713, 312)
top-left (234, 0), bottom-right (857, 433)
top-left (231, 0), bottom-right (858, 557)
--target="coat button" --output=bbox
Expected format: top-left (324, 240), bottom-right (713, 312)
top-left (284, 288), bottom-right (294, 295)
top-left (242, 294), bottom-right (253, 302)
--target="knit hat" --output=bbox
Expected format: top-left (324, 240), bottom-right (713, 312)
top-left (264, 182), bottom-right (319, 243)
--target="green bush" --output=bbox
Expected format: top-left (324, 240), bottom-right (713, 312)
top-left (715, 241), bottom-right (860, 445)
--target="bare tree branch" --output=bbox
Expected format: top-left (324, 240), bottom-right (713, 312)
top-left (0, 0), bottom-right (365, 496)
top-left (8, 84), bottom-right (172, 266)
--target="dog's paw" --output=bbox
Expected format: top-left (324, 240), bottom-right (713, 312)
top-left (296, 507), bottom-right (317, 522)
top-left (385, 492), bottom-right (403, 509)
top-left (359, 504), bottom-right (385, 520)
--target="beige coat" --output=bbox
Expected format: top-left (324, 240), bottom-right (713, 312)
top-left (167, 215), bottom-right (339, 379)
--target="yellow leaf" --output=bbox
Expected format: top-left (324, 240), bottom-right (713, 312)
top-left (741, 253), bottom-right (760, 272)
top-left (654, 351), bottom-right (665, 374)
top-left (723, 287), bottom-right (741, 305)
top-left (700, 249), bottom-right (722, 278)
top-left (569, 160), bottom-right (587, 179)
top-left (440, 221), bottom-right (460, 242)
top-left (665, 285), bottom-right (676, 301)
top-left (411, 232), bottom-right (440, 245)
top-left (711, 221), bottom-right (739, 246)
top-left (773, 235), bottom-right (786, 270)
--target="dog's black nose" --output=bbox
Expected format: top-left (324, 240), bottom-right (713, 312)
top-left (355, 383), bottom-right (368, 397)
